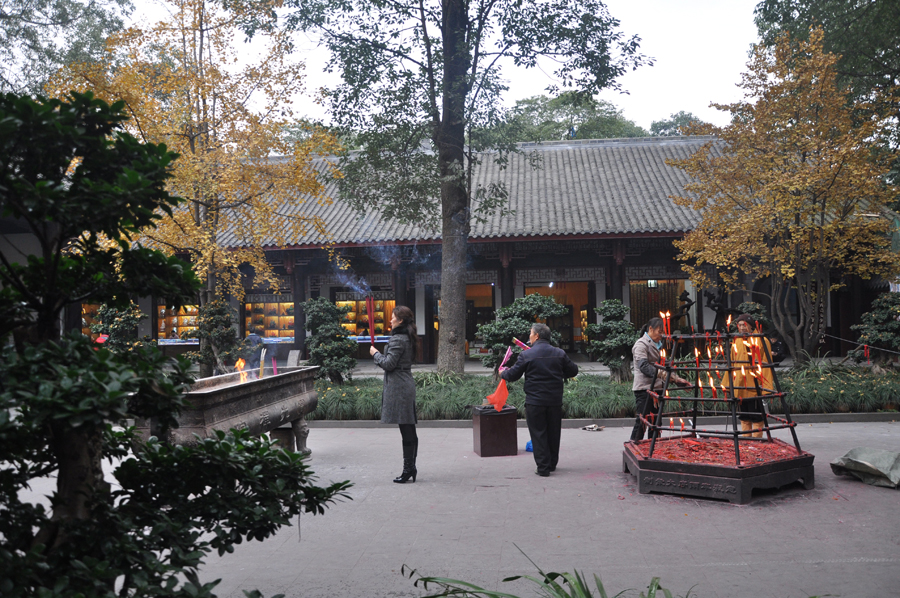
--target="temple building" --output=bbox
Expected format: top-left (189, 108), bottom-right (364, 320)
top-left (59, 135), bottom-right (883, 361)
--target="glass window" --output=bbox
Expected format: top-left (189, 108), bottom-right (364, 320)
top-left (244, 294), bottom-right (295, 343)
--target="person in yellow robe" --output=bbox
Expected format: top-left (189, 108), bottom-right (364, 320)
top-left (728, 314), bottom-right (775, 438)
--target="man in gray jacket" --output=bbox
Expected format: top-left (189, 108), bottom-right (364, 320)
top-left (631, 317), bottom-right (689, 441)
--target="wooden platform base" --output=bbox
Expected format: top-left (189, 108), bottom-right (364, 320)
top-left (623, 439), bottom-right (815, 504)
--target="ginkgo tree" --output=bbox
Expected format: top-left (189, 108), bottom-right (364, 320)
top-left (669, 28), bottom-right (900, 363)
top-left (51, 0), bottom-right (340, 306)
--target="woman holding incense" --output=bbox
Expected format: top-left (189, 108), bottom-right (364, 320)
top-left (729, 314), bottom-right (775, 439)
top-left (370, 305), bottom-right (419, 483)
top-left (630, 317), bottom-right (689, 441)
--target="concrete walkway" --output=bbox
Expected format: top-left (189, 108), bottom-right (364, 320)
top-left (199, 420), bottom-right (900, 598)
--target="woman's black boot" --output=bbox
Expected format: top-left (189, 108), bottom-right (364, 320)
top-left (394, 443), bottom-right (417, 483)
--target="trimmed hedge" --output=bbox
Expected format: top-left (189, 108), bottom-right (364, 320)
top-left (308, 368), bottom-right (900, 421)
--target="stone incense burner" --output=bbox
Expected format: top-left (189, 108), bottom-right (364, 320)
top-left (136, 366), bottom-right (319, 453)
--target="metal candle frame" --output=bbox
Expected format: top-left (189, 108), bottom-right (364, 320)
top-left (641, 330), bottom-right (802, 466)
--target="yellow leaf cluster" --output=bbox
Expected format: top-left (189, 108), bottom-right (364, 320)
top-left (49, 0), bottom-right (341, 302)
top-left (668, 28), bottom-right (900, 293)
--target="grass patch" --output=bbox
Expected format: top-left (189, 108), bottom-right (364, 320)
top-left (307, 368), bottom-right (900, 420)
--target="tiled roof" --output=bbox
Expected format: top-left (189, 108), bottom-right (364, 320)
top-left (227, 135), bottom-right (718, 249)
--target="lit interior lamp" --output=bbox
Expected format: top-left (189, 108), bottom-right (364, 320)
top-left (549, 282), bottom-right (554, 288)
top-left (647, 280), bottom-right (658, 288)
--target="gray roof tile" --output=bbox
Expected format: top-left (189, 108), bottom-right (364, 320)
top-left (223, 135), bottom-right (717, 248)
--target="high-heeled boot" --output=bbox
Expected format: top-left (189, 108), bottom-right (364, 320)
top-left (394, 442), bottom-right (417, 483)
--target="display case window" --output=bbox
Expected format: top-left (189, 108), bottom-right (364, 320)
top-left (334, 291), bottom-right (395, 341)
top-left (244, 294), bottom-right (294, 343)
top-left (157, 302), bottom-right (200, 345)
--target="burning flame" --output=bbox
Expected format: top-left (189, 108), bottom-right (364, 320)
top-left (680, 418), bottom-right (685, 431)
top-left (670, 418), bottom-right (674, 429)
top-left (726, 315), bottom-right (732, 328)
top-left (741, 365), bottom-right (746, 376)
top-left (235, 358), bottom-right (248, 383)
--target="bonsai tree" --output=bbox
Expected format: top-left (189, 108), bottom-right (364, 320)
top-left (849, 291), bottom-right (900, 369)
top-left (303, 297), bottom-right (358, 384)
top-left (89, 302), bottom-right (151, 353)
top-left (0, 92), bottom-right (350, 597)
top-left (476, 294), bottom-right (569, 371)
top-left (182, 298), bottom-right (245, 375)
top-left (584, 300), bottom-right (639, 382)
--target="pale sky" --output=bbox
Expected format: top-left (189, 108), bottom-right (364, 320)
top-left (133, 0), bottom-right (763, 131)
top-left (501, 0), bottom-right (762, 130)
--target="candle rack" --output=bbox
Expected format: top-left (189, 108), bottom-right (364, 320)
top-left (622, 328), bottom-right (815, 504)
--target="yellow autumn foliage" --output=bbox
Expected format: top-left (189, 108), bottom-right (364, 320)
top-left (50, 0), bottom-right (341, 302)
top-left (667, 28), bottom-right (900, 357)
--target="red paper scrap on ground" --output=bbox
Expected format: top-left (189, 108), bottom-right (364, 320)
top-left (486, 379), bottom-right (509, 411)
top-left (631, 437), bottom-right (805, 467)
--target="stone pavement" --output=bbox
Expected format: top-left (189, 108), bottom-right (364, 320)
top-left (199, 420), bottom-right (900, 598)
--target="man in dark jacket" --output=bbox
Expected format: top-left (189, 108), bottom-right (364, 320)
top-left (500, 323), bottom-right (579, 476)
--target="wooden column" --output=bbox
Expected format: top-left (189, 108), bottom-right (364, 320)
top-left (289, 255), bottom-right (307, 358)
top-left (499, 243), bottom-right (514, 307)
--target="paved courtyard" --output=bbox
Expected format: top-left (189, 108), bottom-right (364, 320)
top-left (199, 420), bottom-right (900, 598)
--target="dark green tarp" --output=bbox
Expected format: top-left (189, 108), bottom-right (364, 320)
top-left (830, 447), bottom-right (900, 488)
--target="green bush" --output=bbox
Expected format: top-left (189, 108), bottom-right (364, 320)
top-left (303, 297), bottom-right (358, 384)
top-left (583, 300), bottom-right (638, 382)
top-left (849, 291), bottom-right (900, 364)
top-left (307, 368), bottom-right (900, 420)
top-left (89, 302), bottom-right (152, 353)
top-left (182, 299), bottom-right (245, 374)
top-left (476, 294), bottom-right (569, 370)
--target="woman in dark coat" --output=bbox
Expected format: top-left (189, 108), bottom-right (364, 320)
top-left (369, 305), bottom-right (418, 483)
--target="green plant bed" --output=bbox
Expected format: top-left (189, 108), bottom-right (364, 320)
top-left (308, 367), bottom-right (900, 421)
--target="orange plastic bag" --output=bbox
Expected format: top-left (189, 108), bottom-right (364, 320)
top-left (486, 379), bottom-right (509, 412)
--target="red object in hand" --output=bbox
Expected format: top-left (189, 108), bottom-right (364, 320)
top-left (366, 296), bottom-right (375, 345)
top-left (486, 379), bottom-right (509, 412)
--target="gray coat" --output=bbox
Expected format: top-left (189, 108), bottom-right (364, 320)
top-left (374, 331), bottom-right (417, 424)
top-left (631, 333), bottom-right (665, 392)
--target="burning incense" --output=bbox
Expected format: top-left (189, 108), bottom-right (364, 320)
top-left (366, 296), bottom-right (375, 345)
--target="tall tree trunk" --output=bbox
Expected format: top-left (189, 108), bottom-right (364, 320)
top-left (33, 423), bottom-right (107, 553)
top-left (435, 0), bottom-right (469, 373)
top-left (198, 272), bottom-right (215, 378)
